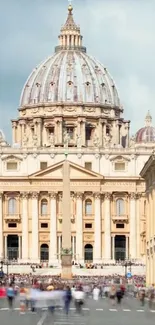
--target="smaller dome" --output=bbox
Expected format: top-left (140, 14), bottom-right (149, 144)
top-left (135, 111), bottom-right (155, 143)
top-left (136, 126), bottom-right (155, 143)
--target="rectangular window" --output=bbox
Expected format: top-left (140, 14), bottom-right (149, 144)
top-left (86, 128), bottom-right (91, 140)
top-left (85, 223), bottom-right (92, 229)
top-left (7, 162), bottom-right (18, 170)
top-left (8, 223), bottom-right (17, 228)
top-left (40, 162), bottom-right (48, 170)
top-left (85, 162), bottom-right (92, 170)
top-left (116, 223), bottom-right (124, 229)
top-left (41, 223), bottom-right (48, 228)
top-left (115, 162), bottom-right (125, 171)
top-left (49, 127), bottom-right (54, 134)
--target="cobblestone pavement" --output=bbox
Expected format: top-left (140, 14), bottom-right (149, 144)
top-left (0, 296), bottom-right (155, 325)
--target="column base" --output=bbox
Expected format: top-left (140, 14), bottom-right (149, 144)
top-left (61, 254), bottom-right (72, 279)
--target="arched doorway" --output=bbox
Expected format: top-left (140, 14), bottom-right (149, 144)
top-left (115, 235), bottom-right (126, 260)
top-left (40, 244), bottom-right (49, 261)
top-left (84, 244), bottom-right (93, 262)
top-left (7, 235), bottom-right (19, 260)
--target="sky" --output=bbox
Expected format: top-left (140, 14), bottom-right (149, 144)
top-left (0, 0), bottom-right (155, 141)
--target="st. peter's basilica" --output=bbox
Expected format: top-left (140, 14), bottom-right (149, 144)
top-left (0, 4), bottom-right (154, 264)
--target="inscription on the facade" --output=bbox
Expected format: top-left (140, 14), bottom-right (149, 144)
top-left (104, 182), bottom-right (135, 186)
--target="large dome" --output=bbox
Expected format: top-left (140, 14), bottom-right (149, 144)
top-left (20, 5), bottom-right (120, 109)
top-left (20, 51), bottom-right (120, 108)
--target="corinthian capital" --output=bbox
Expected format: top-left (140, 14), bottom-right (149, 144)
top-left (49, 192), bottom-right (57, 199)
top-left (103, 192), bottom-right (111, 200)
top-left (94, 192), bottom-right (101, 199)
top-left (75, 192), bottom-right (83, 199)
top-left (129, 192), bottom-right (136, 200)
top-left (21, 192), bottom-right (29, 199)
top-left (31, 192), bottom-right (39, 199)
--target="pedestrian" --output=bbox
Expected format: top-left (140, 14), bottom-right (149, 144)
top-left (116, 287), bottom-right (123, 304)
top-left (64, 286), bottom-right (72, 315)
top-left (6, 283), bottom-right (15, 309)
top-left (19, 283), bottom-right (26, 314)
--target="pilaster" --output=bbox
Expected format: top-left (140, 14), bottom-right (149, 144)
top-left (94, 192), bottom-right (101, 262)
top-left (104, 192), bottom-right (111, 260)
top-left (75, 192), bottom-right (83, 262)
top-left (31, 192), bottom-right (39, 263)
top-left (49, 192), bottom-right (58, 264)
top-left (21, 192), bottom-right (29, 262)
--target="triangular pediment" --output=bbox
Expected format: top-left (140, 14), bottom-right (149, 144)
top-left (29, 160), bottom-right (103, 180)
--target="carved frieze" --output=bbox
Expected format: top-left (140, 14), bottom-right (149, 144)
top-left (45, 107), bottom-right (55, 113)
top-left (32, 108), bottom-right (38, 114)
top-left (83, 107), bottom-right (95, 113)
top-left (63, 107), bottom-right (76, 112)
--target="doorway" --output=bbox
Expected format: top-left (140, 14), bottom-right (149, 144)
top-left (7, 235), bottom-right (19, 260)
top-left (115, 235), bottom-right (126, 260)
top-left (40, 244), bottom-right (49, 261)
top-left (84, 244), bottom-right (93, 262)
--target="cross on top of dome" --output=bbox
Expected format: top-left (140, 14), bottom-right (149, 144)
top-left (55, 2), bottom-right (86, 53)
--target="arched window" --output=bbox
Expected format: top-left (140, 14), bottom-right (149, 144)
top-left (85, 199), bottom-right (92, 215)
top-left (116, 199), bottom-right (124, 216)
top-left (41, 199), bottom-right (48, 215)
top-left (8, 198), bottom-right (16, 215)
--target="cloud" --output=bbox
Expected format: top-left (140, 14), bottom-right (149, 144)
top-left (0, 0), bottom-right (155, 140)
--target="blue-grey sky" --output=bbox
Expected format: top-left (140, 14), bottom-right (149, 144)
top-left (0, 0), bottom-right (155, 141)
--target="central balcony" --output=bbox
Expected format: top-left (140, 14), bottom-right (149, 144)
top-left (112, 214), bottom-right (128, 222)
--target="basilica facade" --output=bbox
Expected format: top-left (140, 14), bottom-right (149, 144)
top-left (0, 4), bottom-right (154, 264)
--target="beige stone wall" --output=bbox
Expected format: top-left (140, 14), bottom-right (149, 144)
top-left (0, 167), bottom-right (145, 263)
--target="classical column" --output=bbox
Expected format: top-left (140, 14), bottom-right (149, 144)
top-left (76, 193), bottom-right (83, 262)
top-left (49, 192), bottom-right (57, 263)
top-left (136, 194), bottom-right (141, 258)
top-left (5, 236), bottom-right (7, 259)
top-left (21, 192), bottom-right (29, 262)
top-left (82, 120), bottom-right (86, 146)
top-left (112, 235), bottom-right (115, 260)
top-left (129, 193), bottom-right (136, 259)
top-left (0, 193), bottom-right (3, 259)
top-left (58, 236), bottom-right (61, 261)
top-left (104, 193), bottom-right (111, 260)
top-left (18, 236), bottom-right (21, 260)
top-left (94, 193), bottom-right (101, 262)
top-left (98, 119), bottom-right (103, 147)
top-left (126, 236), bottom-right (129, 259)
top-left (31, 192), bottom-right (39, 262)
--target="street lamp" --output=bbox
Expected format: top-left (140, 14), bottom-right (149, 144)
top-left (124, 260), bottom-right (132, 277)
top-left (124, 261), bottom-right (128, 277)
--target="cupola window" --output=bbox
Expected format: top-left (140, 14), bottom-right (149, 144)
top-left (101, 82), bottom-right (105, 87)
top-left (68, 81), bottom-right (73, 86)
top-left (86, 81), bottom-right (90, 86)
top-left (50, 82), bottom-right (55, 86)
